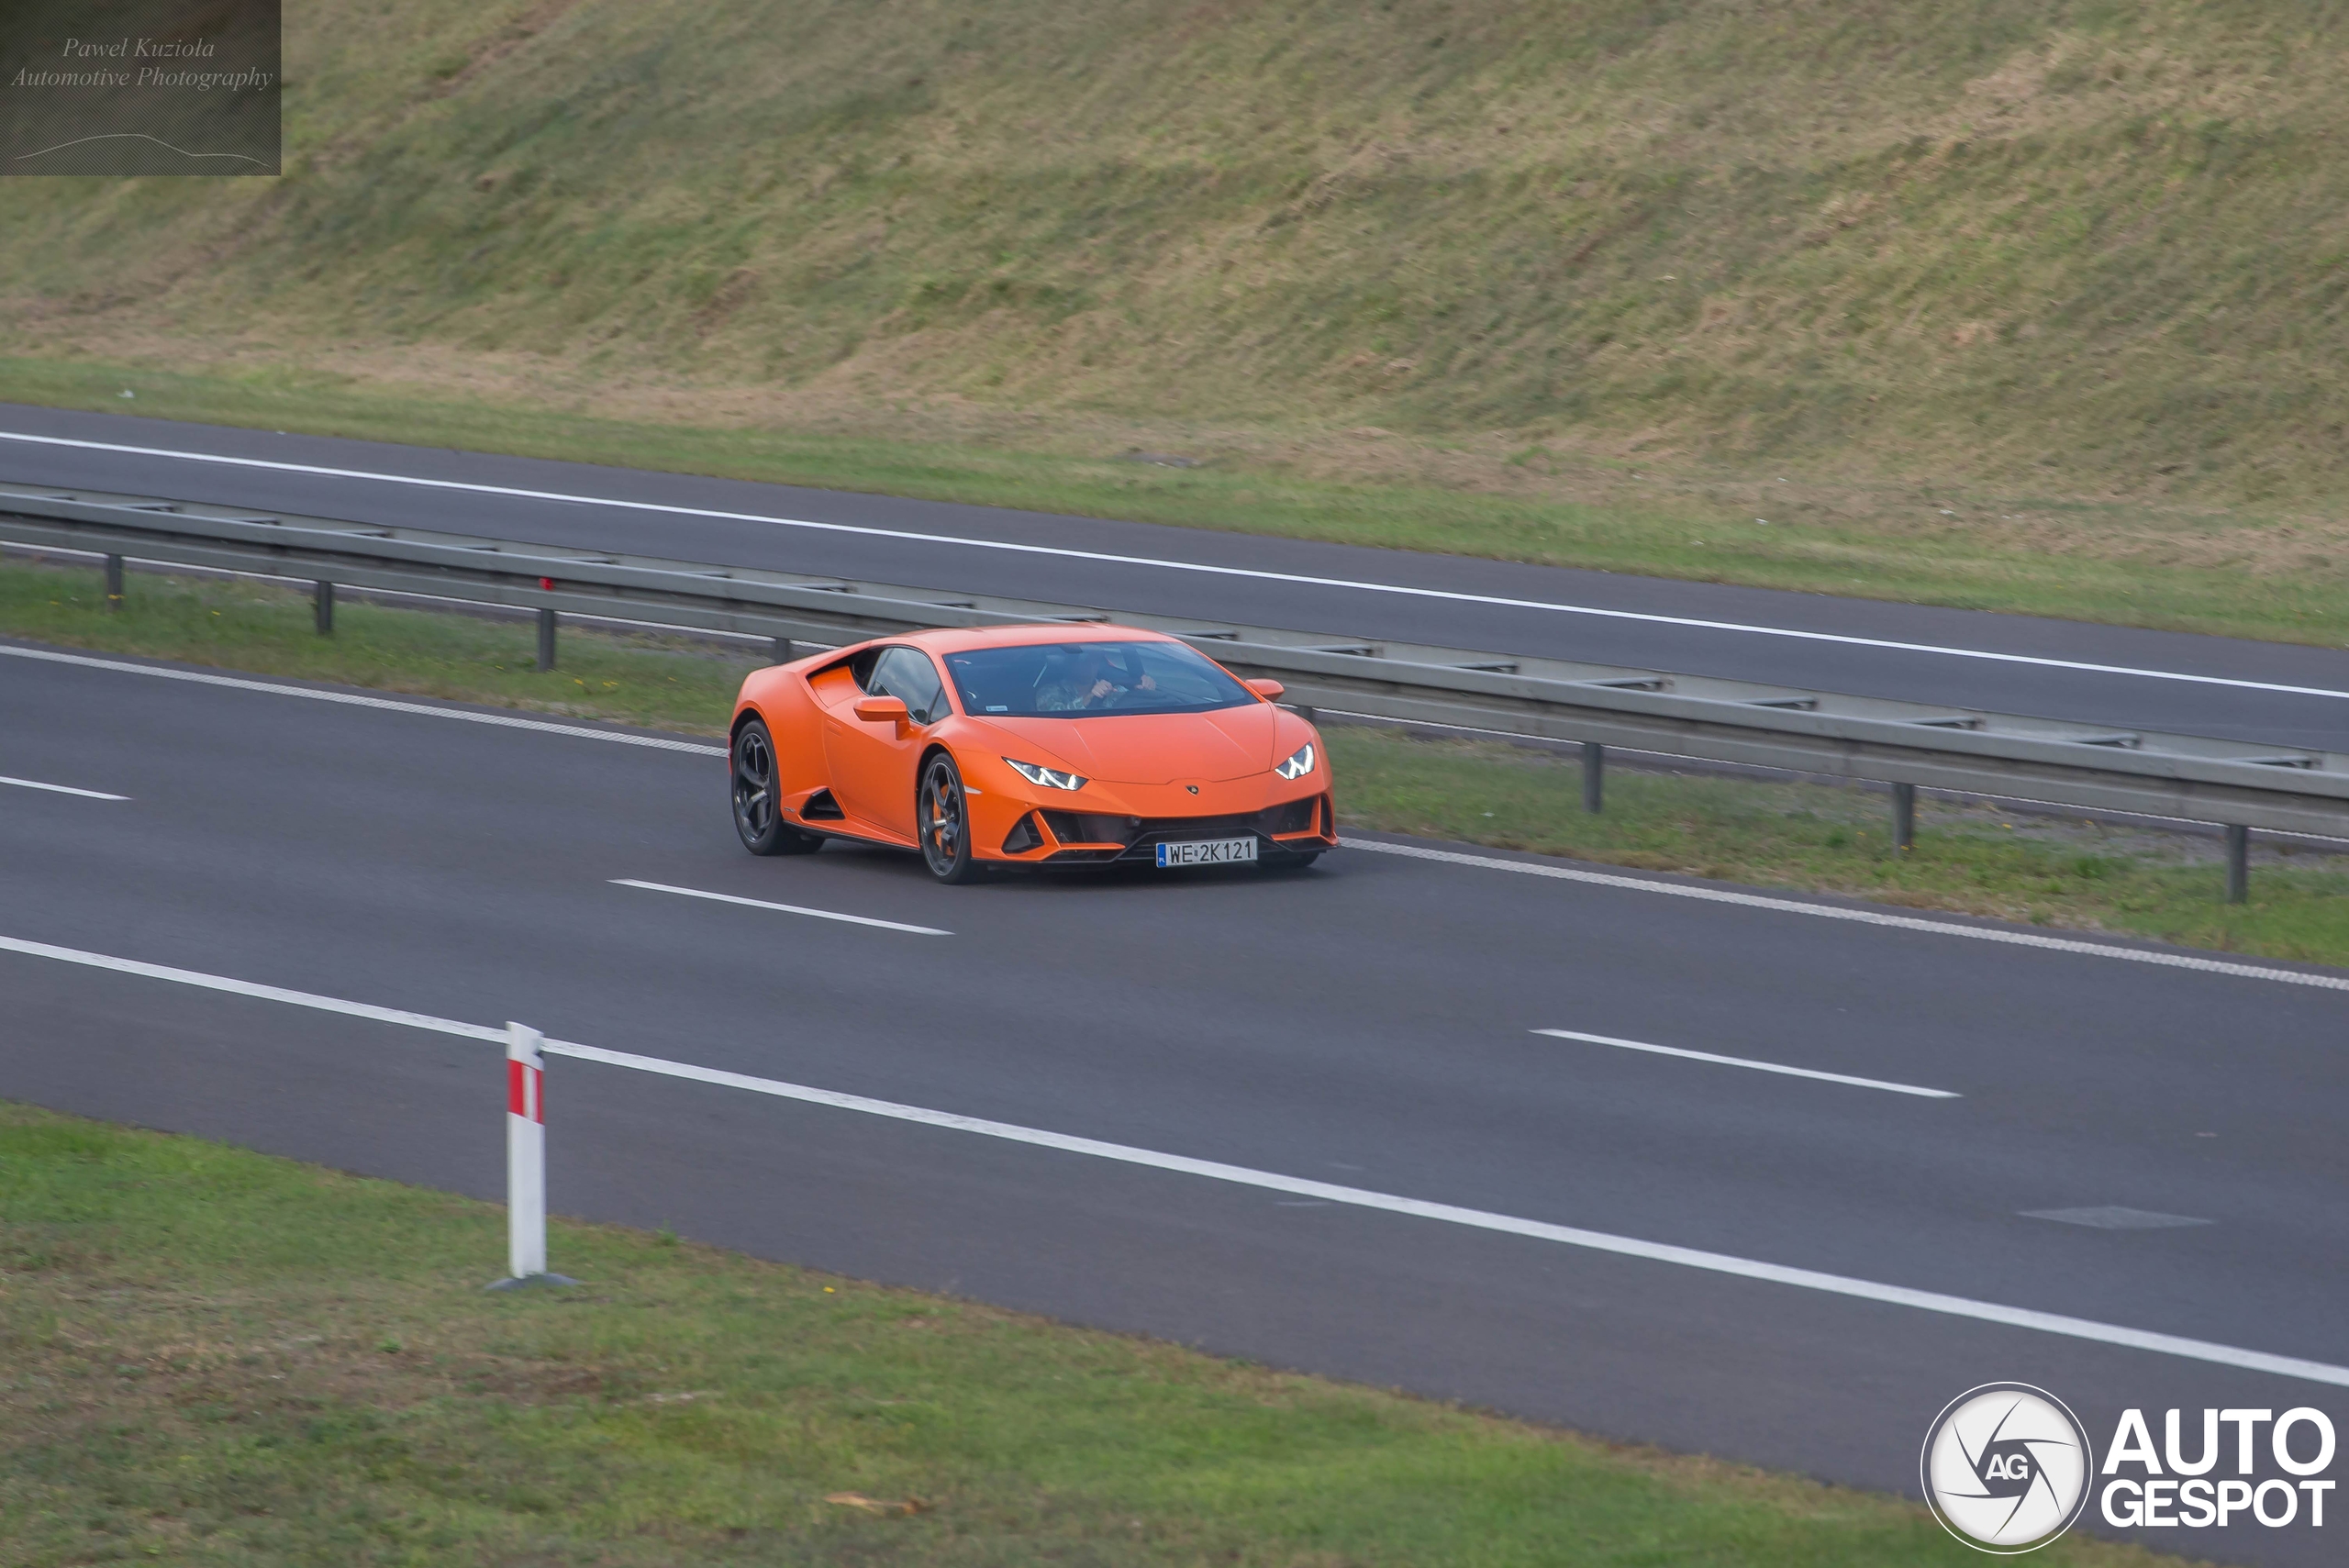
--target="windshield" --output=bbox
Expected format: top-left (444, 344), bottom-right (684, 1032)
top-left (945, 640), bottom-right (1256, 717)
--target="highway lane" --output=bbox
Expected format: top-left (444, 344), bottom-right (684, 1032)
top-left (4, 643), bottom-right (2344, 1562)
top-left (7, 402), bottom-right (2349, 751)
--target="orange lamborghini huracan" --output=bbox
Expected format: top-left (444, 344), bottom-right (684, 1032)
top-left (727, 625), bottom-right (1336, 883)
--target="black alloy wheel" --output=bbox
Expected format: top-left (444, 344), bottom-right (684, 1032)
top-left (731, 719), bottom-right (820, 856)
top-left (918, 752), bottom-right (979, 883)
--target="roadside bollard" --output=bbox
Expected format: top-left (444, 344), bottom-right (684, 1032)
top-left (488, 1022), bottom-right (576, 1290)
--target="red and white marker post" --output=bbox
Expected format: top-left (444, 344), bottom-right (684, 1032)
top-left (506, 1021), bottom-right (548, 1279)
top-left (488, 1023), bottom-right (575, 1288)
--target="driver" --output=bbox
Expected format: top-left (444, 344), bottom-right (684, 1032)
top-left (1034, 647), bottom-right (1158, 711)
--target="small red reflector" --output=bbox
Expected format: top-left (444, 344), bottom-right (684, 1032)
top-left (539, 576), bottom-right (554, 591)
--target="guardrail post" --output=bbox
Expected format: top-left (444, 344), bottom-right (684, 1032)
top-left (535, 606), bottom-right (558, 672)
top-left (313, 580), bottom-right (334, 636)
top-left (1892, 782), bottom-right (1916, 851)
top-left (1582, 741), bottom-right (1603, 813)
top-left (2225, 825), bottom-right (2249, 904)
top-left (771, 636), bottom-right (795, 664)
top-left (488, 1023), bottom-right (576, 1290)
top-left (103, 553), bottom-right (124, 611)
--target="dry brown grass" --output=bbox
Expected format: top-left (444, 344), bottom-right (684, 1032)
top-left (8, 0), bottom-right (2349, 643)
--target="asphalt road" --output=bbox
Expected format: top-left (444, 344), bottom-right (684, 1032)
top-left (4, 640), bottom-right (2343, 1563)
top-left (6, 402), bottom-right (2349, 753)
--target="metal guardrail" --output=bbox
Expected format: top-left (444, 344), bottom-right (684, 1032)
top-left (5, 481), bottom-right (2342, 895)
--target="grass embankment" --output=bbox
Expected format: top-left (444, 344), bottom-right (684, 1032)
top-left (7, 1), bottom-right (2349, 643)
top-left (9, 554), bottom-right (2343, 966)
top-left (0, 1103), bottom-right (2176, 1567)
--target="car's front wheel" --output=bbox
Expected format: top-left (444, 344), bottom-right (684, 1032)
top-left (918, 752), bottom-right (980, 883)
top-left (732, 719), bottom-right (821, 856)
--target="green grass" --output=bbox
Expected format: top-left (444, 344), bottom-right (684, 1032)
top-left (0, 552), bottom-right (759, 737)
top-left (7, 552), bottom-right (2343, 968)
top-left (1322, 728), bottom-right (2349, 965)
top-left (6, 0), bottom-right (2349, 644)
top-left (0, 1102), bottom-right (2181, 1567)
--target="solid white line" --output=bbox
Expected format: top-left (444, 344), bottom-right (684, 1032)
top-left (1533, 1029), bottom-right (1959, 1098)
top-left (612, 878), bottom-right (949, 935)
top-left (6, 428), bottom-right (2344, 702)
top-left (547, 1040), bottom-right (2349, 1385)
top-left (0, 644), bottom-right (727, 756)
top-left (5, 927), bottom-right (2345, 1388)
top-left (1341, 838), bottom-right (2349, 992)
top-left (0, 773), bottom-right (128, 801)
top-left (0, 933), bottom-right (504, 1042)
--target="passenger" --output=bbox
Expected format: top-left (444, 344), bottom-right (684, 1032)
top-left (1033, 648), bottom-right (1157, 711)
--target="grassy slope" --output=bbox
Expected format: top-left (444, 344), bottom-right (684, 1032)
top-left (3, 2), bottom-right (2349, 643)
top-left (9, 555), bottom-right (2342, 967)
top-left (0, 1102), bottom-right (2180, 1567)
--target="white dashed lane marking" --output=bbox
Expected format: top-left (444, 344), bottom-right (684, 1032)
top-left (610, 878), bottom-right (951, 936)
top-left (0, 773), bottom-right (128, 800)
top-left (1533, 1029), bottom-right (1960, 1098)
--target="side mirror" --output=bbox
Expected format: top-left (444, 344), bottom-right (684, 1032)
top-left (852, 695), bottom-right (911, 726)
top-left (1246, 678), bottom-right (1286, 700)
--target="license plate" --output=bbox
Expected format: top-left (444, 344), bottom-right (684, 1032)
top-left (1155, 836), bottom-right (1258, 868)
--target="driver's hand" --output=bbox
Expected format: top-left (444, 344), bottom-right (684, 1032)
top-left (1137, 674), bottom-right (1158, 691)
top-left (1089, 679), bottom-right (1115, 699)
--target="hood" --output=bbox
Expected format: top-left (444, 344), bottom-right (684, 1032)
top-left (979, 704), bottom-right (1279, 784)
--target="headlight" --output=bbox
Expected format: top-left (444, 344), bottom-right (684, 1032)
top-left (1005, 758), bottom-right (1087, 791)
top-left (1273, 742), bottom-right (1316, 781)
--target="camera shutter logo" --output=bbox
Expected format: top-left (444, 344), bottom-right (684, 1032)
top-left (1921, 1384), bottom-right (2095, 1552)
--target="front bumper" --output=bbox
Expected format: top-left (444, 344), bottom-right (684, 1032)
top-left (1035, 797), bottom-right (1330, 863)
top-left (973, 775), bottom-right (1336, 865)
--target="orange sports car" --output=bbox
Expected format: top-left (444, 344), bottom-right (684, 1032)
top-left (728, 624), bottom-right (1335, 882)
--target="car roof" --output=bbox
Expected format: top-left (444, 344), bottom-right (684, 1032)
top-left (894, 623), bottom-right (1183, 656)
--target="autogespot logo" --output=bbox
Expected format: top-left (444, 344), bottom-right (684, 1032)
top-left (1921, 1384), bottom-right (2094, 1552)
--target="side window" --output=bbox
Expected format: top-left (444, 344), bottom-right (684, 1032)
top-left (872, 648), bottom-right (949, 725)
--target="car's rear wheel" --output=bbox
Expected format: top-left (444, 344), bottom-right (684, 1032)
top-left (918, 753), bottom-right (980, 883)
top-left (732, 719), bottom-right (821, 856)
